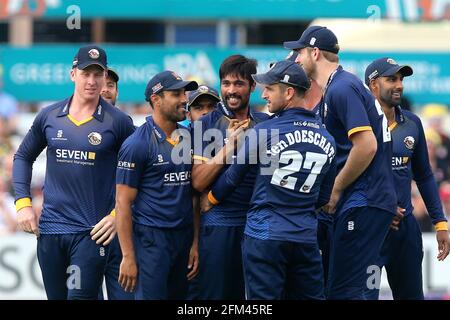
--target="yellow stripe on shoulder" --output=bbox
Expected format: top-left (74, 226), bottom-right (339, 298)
top-left (347, 126), bottom-right (372, 138)
top-left (67, 115), bottom-right (94, 126)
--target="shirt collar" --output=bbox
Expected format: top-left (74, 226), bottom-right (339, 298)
top-left (277, 107), bottom-right (317, 119)
top-left (57, 97), bottom-right (72, 117)
top-left (216, 101), bottom-right (257, 121)
top-left (146, 116), bottom-right (165, 143)
top-left (394, 105), bottom-right (405, 124)
top-left (57, 95), bottom-right (106, 122)
top-left (146, 116), bottom-right (184, 143)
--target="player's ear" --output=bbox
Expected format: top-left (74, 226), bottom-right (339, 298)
top-left (150, 93), bottom-right (161, 108)
top-left (312, 47), bottom-right (321, 61)
top-left (250, 81), bottom-right (256, 93)
top-left (369, 79), bottom-right (378, 93)
top-left (286, 86), bottom-right (296, 101)
top-left (70, 68), bottom-right (76, 82)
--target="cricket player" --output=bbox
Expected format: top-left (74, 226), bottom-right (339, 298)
top-left (13, 45), bottom-right (135, 299)
top-left (284, 26), bottom-right (397, 299)
top-left (364, 57), bottom-right (450, 299)
top-left (189, 55), bottom-right (269, 300)
top-left (115, 71), bottom-right (198, 299)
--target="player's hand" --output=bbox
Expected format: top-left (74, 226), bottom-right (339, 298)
top-left (323, 188), bottom-right (342, 214)
top-left (17, 206), bottom-right (40, 237)
top-left (436, 230), bottom-right (450, 261)
top-left (91, 214), bottom-right (116, 245)
top-left (389, 207), bottom-right (405, 231)
top-left (200, 192), bottom-right (214, 213)
top-left (119, 257), bottom-right (138, 292)
top-left (227, 119), bottom-right (250, 144)
top-left (187, 240), bottom-right (199, 280)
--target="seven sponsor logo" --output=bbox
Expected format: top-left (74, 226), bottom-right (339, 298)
top-left (164, 171), bottom-right (191, 183)
top-left (56, 148), bottom-right (96, 166)
top-left (118, 161), bottom-right (136, 170)
top-left (392, 156), bottom-right (409, 169)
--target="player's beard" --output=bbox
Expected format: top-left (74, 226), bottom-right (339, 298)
top-left (223, 89), bottom-right (251, 112)
top-left (380, 87), bottom-right (402, 108)
top-left (297, 54), bottom-right (316, 80)
top-left (304, 62), bottom-right (317, 82)
top-left (161, 103), bottom-right (187, 123)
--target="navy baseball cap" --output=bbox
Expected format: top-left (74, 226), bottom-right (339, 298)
top-left (72, 45), bottom-right (107, 70)
top-left (365, 57), bottom-right (413, 86)
top-left (107, 68), bottom-right (119, 82)
top-left (187, 85), bottom-right (220, 108)
top-left (285, 50), bottom-right (299, 62)
top-left (145, 71), bottom-right (198, 101)
top-left (269, 50), bottom-right (299, 69)
top-left (252, 60), bottom-right (310, 90)
top-left (283, 26), bottom-right (339, 54)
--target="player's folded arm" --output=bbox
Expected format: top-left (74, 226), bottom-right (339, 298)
top-left (209, 138), bottom-right (255, 204)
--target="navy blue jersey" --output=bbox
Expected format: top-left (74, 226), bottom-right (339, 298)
top-left (116, 116), bottom-right (193, 229)
top-left (192, 102), bottom-right (269, 226)
top-left (13, 97), bottom-right (135, 234)
top-left (322, 66), bottom-right (396, 214)
top-left (210, 108), bottom-right (336, 243)
top-left (390, 106), bottom-right (446, 224)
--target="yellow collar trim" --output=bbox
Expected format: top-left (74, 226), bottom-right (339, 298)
top-left (67, 115), bottom-right (94, 126)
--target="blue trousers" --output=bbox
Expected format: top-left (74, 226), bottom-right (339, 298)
top-left (242, 235), bottom-right (325, 300)
top-left (98, 236), bottom-right (135, 300)
top-left (317, 212), bottom-right (334, 288)
top-left (37, 232), bottom-right (109, 300)
top-left (364, 214), bottom-right (424, 300)
top-left (187, 225), bottom-right (245, 300)
top-left (134, 224), bottom-right (193, 300)
top-left (326, 206), bottom-right (393, 300)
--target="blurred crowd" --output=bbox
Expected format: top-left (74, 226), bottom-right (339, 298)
top-left (411, 103), bottom-right (450, 231)
top-left (1, 82), bottom-right (450, 235)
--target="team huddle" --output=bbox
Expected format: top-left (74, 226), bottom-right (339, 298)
top-left (13, 25), bottom-right (450, 300)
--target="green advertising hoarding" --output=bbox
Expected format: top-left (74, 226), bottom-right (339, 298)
top-left (1, 45), bottom-right (450, 105)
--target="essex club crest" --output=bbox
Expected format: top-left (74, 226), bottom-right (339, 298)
top-left (404, 136), bottom-right (415, 150)
top-left (88, 132), bottom-right (102, 145)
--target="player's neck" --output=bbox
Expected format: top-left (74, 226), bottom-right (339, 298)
top-left (286, 97), bottom-right (311, 111)
top-left (381, 103), bottom-right (396, 125)
top-left (233, 107), bottom-right (250, 121)
top-left (153, 112), bottom-right (177, 137)
top-left (69, 93), bottom-right (99, 119)
top-left (315, 62), bottom-right (339, 92)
